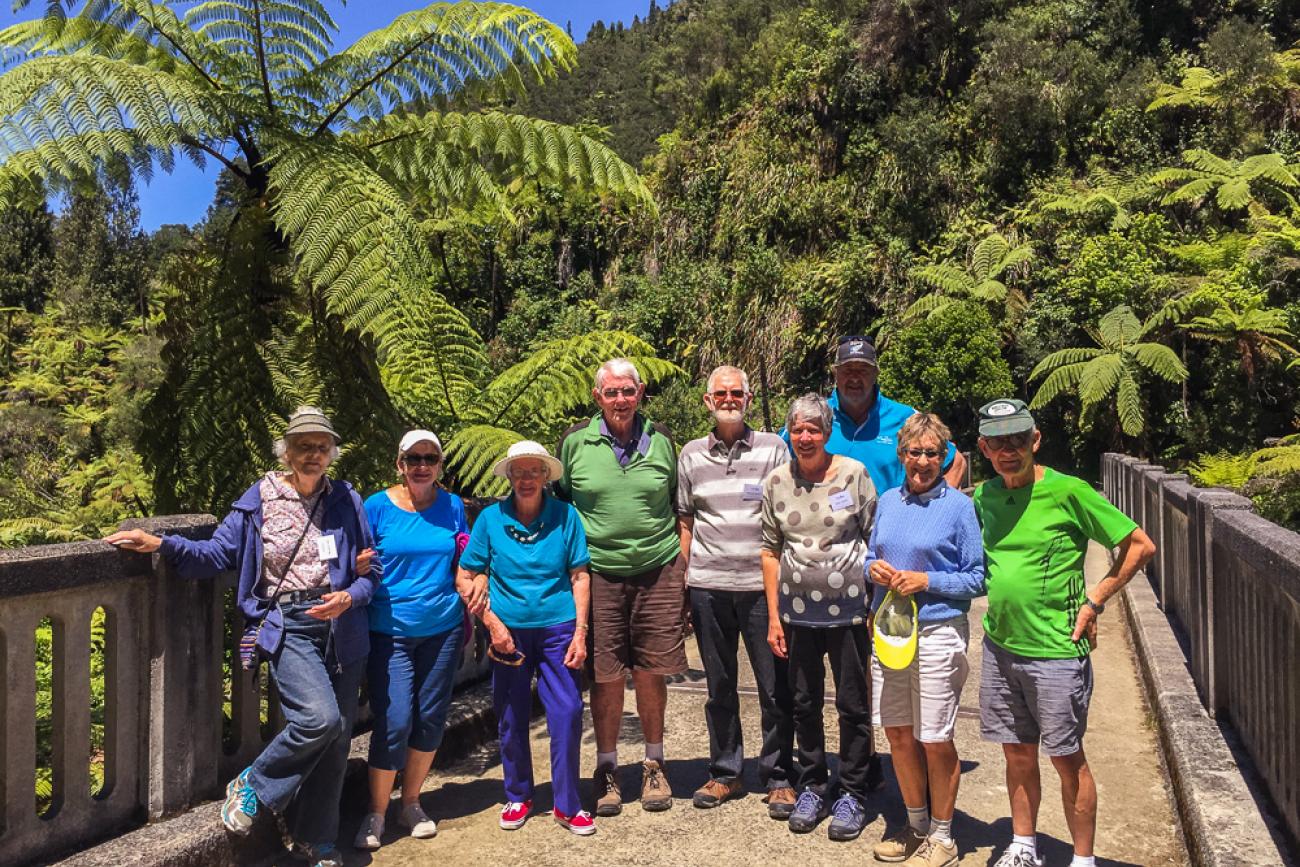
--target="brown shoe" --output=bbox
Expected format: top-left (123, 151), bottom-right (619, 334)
top-left (640, 759), bottom-right (673, 812)
top-left (692, 777), bottom-right (742, 809)
top-left (873, 825), bottom-right (927, 862)
top-left (764, 786), bottom-right (797, 820)
top-left (592, 764), bottom-right (622, 817)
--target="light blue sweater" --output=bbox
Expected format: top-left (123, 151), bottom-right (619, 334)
top-left (865, 480), bottom-right (986, 622)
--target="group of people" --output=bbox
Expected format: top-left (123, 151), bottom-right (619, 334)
top-left (104, 335), bottom-right (1155, 867)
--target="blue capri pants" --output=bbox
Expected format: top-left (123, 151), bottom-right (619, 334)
top-left (366, 628), bottom-right (463, 769)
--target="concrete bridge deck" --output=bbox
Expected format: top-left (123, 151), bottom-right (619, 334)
top-left (312, 543), bottom-right (1185, 867)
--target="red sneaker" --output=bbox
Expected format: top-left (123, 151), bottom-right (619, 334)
top-left (553, 808), bottom-right (596, 836)
top-left (499, 800), bottom-right (532, 830)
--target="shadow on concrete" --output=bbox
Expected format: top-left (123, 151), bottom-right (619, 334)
top-left (955, 814), bottom-right (1145, 867)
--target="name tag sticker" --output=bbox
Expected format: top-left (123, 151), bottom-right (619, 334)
top-left (828, 490), bottom-right (854, 512)
top-left (742, 483), bottom-right (763, 501)
top-left (316, 534), bottom-right (338, 561)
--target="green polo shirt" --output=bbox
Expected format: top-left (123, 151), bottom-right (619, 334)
top-left (555, 415), bottom-right (679, 576)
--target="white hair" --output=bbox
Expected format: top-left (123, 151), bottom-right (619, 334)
top-left (706, 365), bottom-right (751, 393)
top-left (594, 358), bottom-right (643, 390)
top-left (785, 393), bottom-right (833, 436)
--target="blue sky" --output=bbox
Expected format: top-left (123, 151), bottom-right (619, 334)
top-left (0, 1), bottom-right (657, 229)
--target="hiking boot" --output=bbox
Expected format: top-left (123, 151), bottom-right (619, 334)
top-left (353, 812), bottom-right (384, 850)
top-left (221, 767), bottom-right (259, 835)
top-left (553, 808), bottom-right (597, 836)
top-left (399, 802), bottom-right (437, 838)
top-left (592, 764), bottom-right (622, 817)
top-left (787, 788), bottom-right (827, 833)
top-left (765, 786), bottom-right (797, 820)
top-left (827, 793), bottom-right (868, 841)
top-left (873, 825), bottom-right (927, 862)
top-left (693, 777), bottom-right (742, 808)
top-left (499, 800), bottom-right (532, 830)
top-left (640, 759), bottom-right (673, 811)
top-left (902, 837), bottom-right (959, 867)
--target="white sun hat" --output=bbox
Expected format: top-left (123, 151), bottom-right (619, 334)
top-left (398, 429), bottom-right (442, 456)
top-left (492, 440), bottom-right (563, 480)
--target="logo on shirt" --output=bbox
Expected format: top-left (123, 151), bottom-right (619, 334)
top-left (875, 435), bottom-right (893, 445)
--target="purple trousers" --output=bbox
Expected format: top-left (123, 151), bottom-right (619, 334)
top-left (492, 620), bottom-right (584, 815)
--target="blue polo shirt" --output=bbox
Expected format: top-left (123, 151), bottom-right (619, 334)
top-left (460, 494), bottom-right (591, 630)
top-left (782, 388), bottom-right (957, 493)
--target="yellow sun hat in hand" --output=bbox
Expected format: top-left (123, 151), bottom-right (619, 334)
top-left (873, 590), bottom-right (918, 670)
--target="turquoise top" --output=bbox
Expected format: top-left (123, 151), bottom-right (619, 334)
top-left (460, 493), bottom-right (591, 629)
top-left (364, 489), bottom-right (466, 637)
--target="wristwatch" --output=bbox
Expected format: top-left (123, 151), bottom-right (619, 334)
top-left (1085, 597), bottom-right (1105, 615)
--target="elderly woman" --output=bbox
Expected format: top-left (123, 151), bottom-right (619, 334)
top-left (354, 430), bottom-right (469, 850)
top-left (455, 440), bottom-right (594, 836)
top-left (105, 407), bottom-right (375, 867)
top-left (866, 413), bottom-right (984, 867)
top-left (762, 393), bottom-right (878, 842)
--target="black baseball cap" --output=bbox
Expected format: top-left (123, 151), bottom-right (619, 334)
top-left (834, 335), bottom-right (877, 367)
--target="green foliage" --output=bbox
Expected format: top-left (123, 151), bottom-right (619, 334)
top-left (878, 302), bottom-right (1014, 442)
top-left (907, 232), bottom-right (1034, 323)
top-left (1029, 304), bottom-right (1188, 439)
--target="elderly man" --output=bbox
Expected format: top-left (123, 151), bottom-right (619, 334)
top-left (556, 358), bottom-right (684, 816)
top-left (790, 336), bottom-right (967, 493)
top-left (676, 365), bottom-right (796, 817)
top-left (973, 399), bottom-right (1155, 867)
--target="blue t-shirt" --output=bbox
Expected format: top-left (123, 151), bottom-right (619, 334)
top-left (460, 494), bottom-right (591, 630)
top-left (364, 489), bottom-right (467, 637)
top-left (782, 388), bottom-right (957, 493)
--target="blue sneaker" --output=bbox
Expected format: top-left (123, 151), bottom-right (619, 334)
top-left (787, 788), bottom-right (827, 833)
top-left (827, 793), bottom-right (868, 841)
top-left (221, 767), bottom-right (258, 835)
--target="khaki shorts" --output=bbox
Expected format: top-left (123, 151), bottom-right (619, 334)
top-left (589, 555), bottom-right (688, 682)
top-left (871, 616), bottom-right (970, 743)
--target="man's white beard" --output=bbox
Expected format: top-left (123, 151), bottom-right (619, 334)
top-left (714, 409), bottom-right (745, 425)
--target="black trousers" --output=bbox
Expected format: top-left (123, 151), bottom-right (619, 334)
top-left (786, 622), bottom-right (875, 801)
top-left (690, 588), bottom-right (795, 788)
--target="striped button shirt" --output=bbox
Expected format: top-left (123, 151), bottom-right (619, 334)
top-left (676, 427), bottom-right (790, 591)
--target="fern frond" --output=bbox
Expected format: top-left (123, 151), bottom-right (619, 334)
top-left (442, 423), bottom-right (523, 497)
top-left (1115, 368), bottom-right (1143, 435)
top-left (911, 262), bottom-right (972, 295)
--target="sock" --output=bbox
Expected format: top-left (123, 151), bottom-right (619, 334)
top-left (1069, 857), bottom-right (1096, 867)
top-left (930, 816), bottom-right (953, 844)
top-left (597, 750), bottom-right (618, 770)
top-left (1012, 834), bottom-right (1038, 857)
top-left (906, 805), bottom-right (930, 834)
top-left (645, 742), bottom-right (665, 763)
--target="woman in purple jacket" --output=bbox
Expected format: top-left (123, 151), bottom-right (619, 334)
top-left (106, 407), bottom-right (377, 867)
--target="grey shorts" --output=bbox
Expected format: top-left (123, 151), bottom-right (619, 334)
top-left (979, 636), bottom-right (1093, 756)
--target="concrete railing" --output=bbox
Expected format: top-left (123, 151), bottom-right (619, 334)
top-left (1102, 454), bottom-right (1300, 849)
top-left (0, 514), bottom-right (490, 866)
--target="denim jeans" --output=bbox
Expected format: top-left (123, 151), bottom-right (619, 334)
top-left (690, 588), bottom-right (794, 788)
top-left (367, 628), bottom-right (463, 770)
top-left (246, 600), bottom-right (365, 849)
top-left (493, 621), bottom-right (584, 815)
top-left (787, 623), bottom-right (875, 801)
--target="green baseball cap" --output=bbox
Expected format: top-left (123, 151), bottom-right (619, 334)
top-left (977, 398), bottom-right (1035, 437)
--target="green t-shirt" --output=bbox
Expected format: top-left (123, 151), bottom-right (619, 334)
top-left (555, 415), bottom-right (679, 576)
top-left (973, 467), bottom-right (1137, 659)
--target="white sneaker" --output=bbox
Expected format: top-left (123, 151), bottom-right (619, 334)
top-left (353, 812), bottom-right (384, 850)
top-left (399, 802), bottom-right (438, 839)
top-left (993, 847), bottom-right (1043, 867)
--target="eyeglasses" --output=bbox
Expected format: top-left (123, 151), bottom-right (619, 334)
top-left (291, 442), bottom-right (332, 455)
top-left (904, 448), bottom-right (941, 459)
top-left (401, 453), bottom-right (442, 466)
top-left (984, 433), bottom-right (1032, 452)
top-left (600, 386), bottom-right (639, 398)
top-left (710, 389), bottom-right (747, 400)
top-left (509, 466), bottom-right (548, 480)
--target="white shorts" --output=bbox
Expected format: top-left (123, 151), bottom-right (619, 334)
top-left (871, 616), bottom-right (970, 743)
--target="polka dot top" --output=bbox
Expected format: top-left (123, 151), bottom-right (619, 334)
top-left (760, 455), bottom-right (877, 628)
